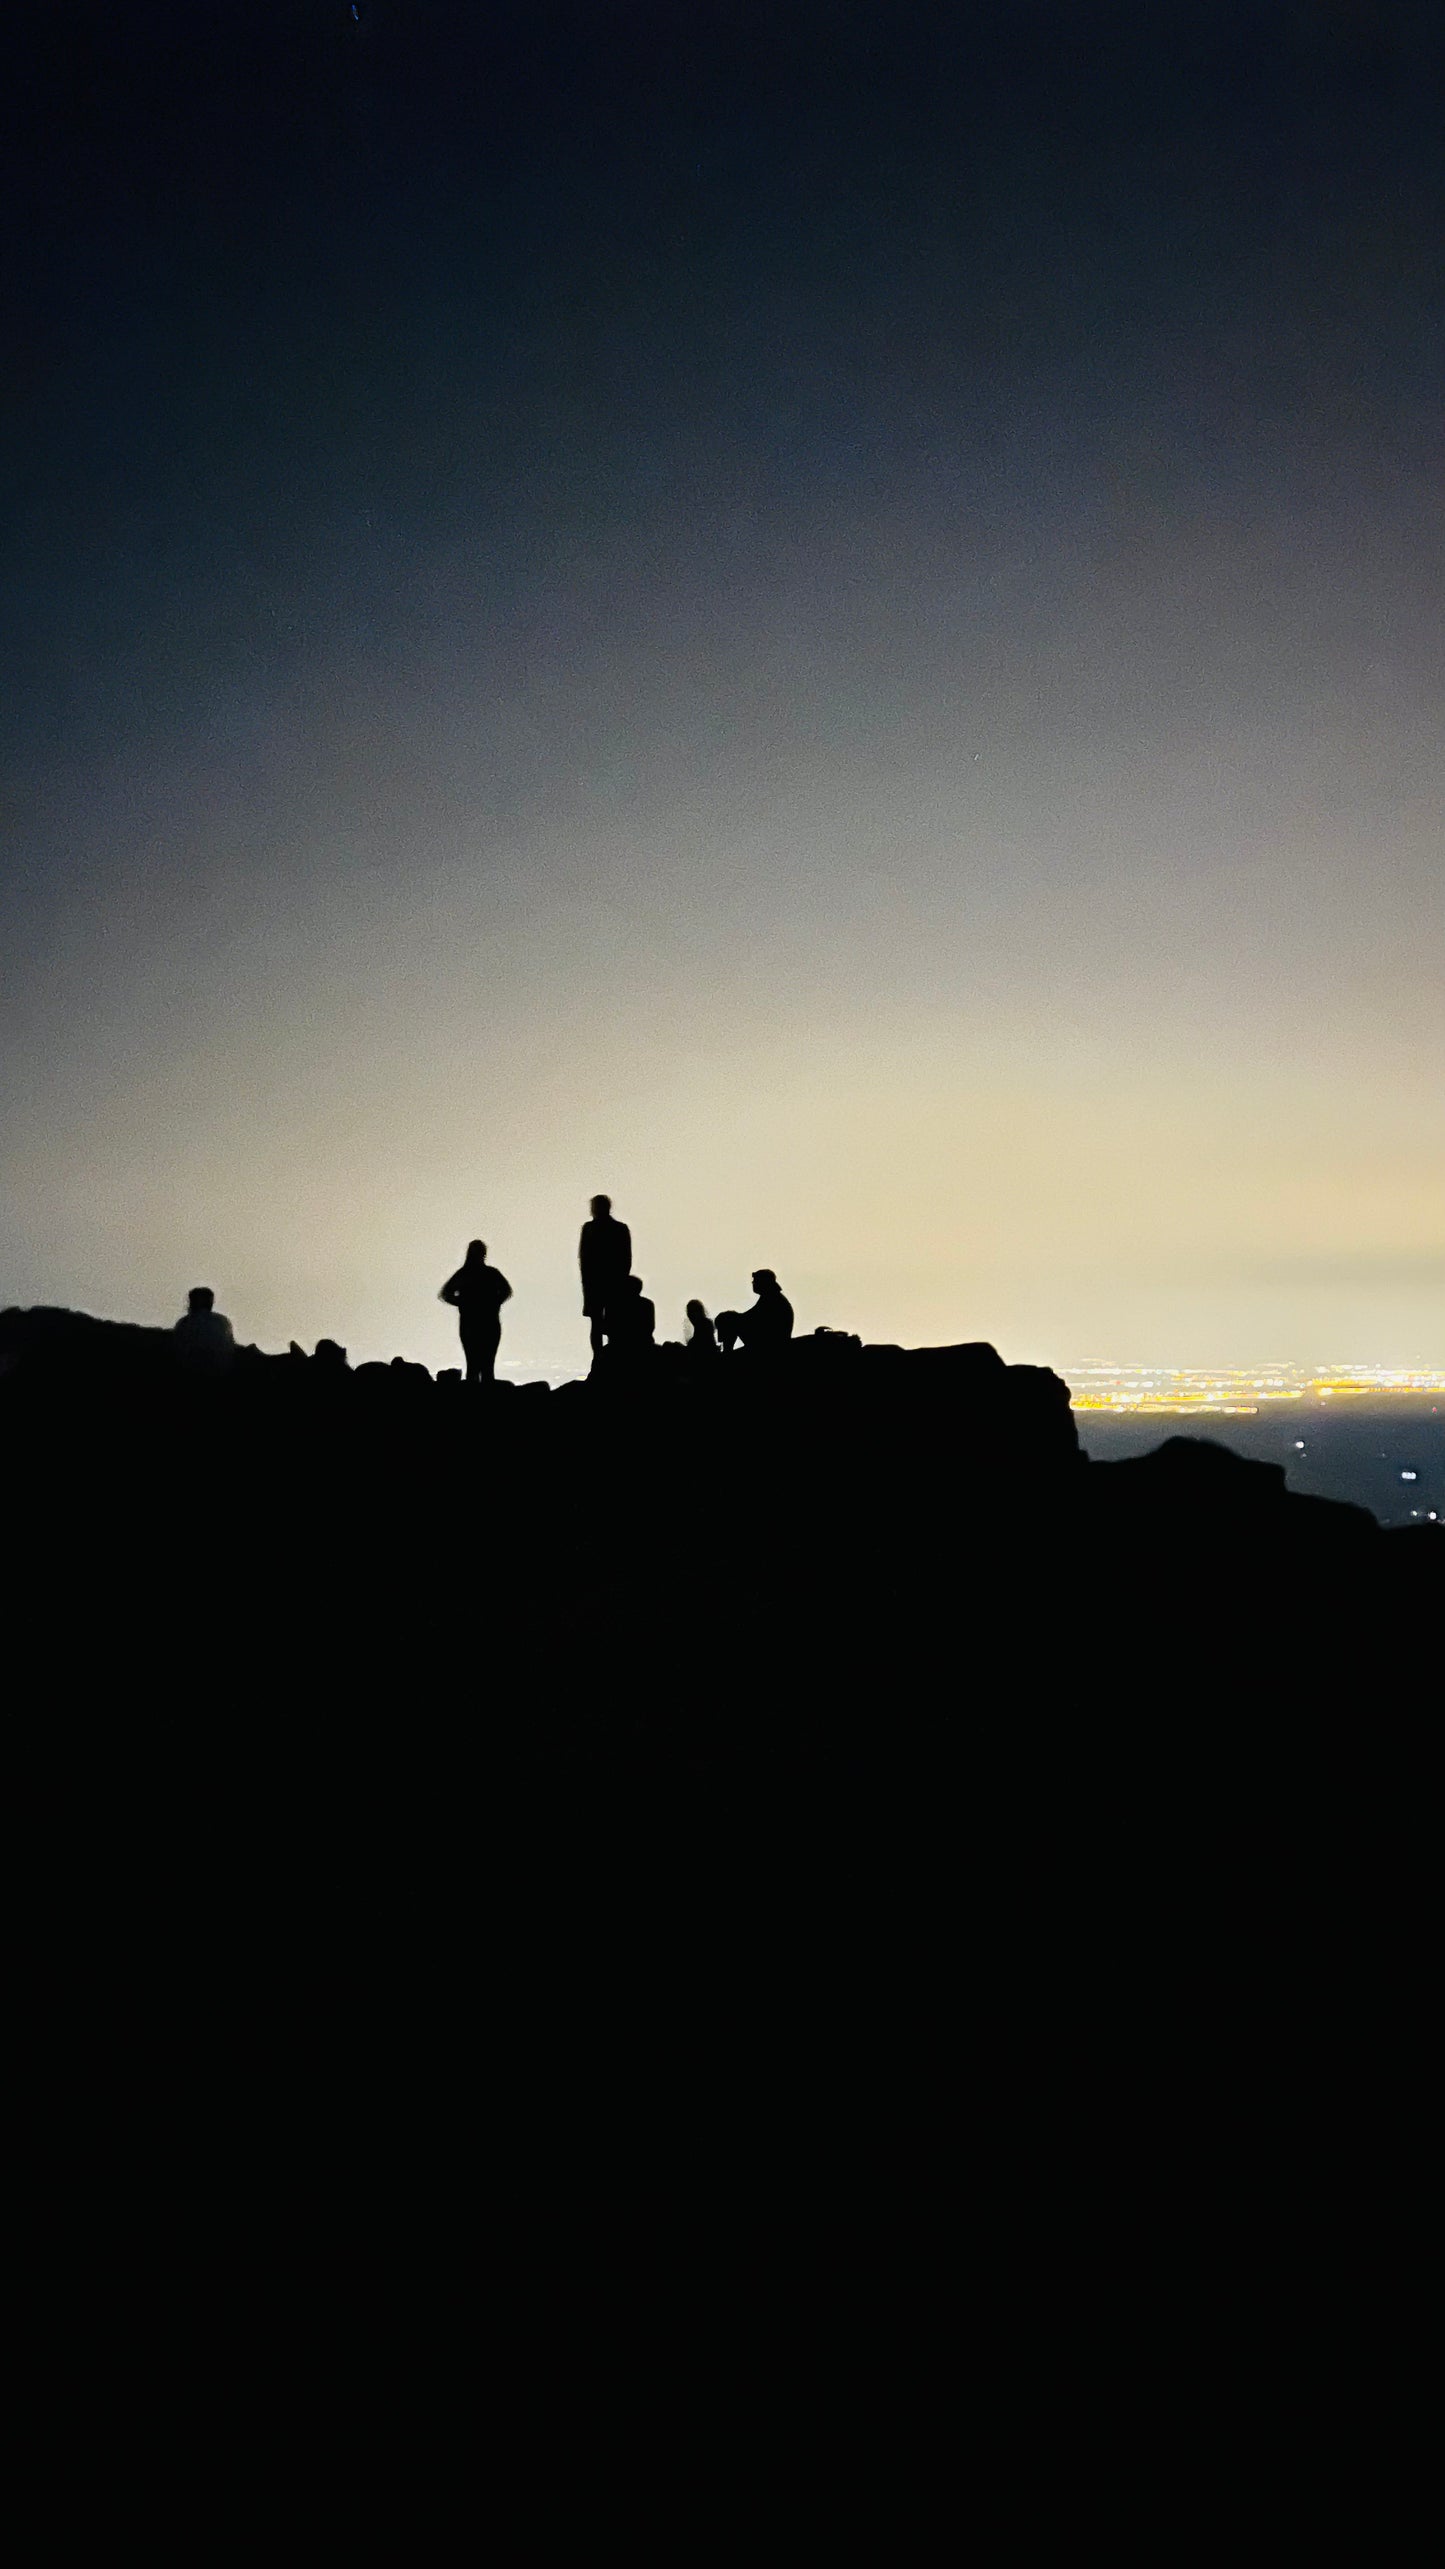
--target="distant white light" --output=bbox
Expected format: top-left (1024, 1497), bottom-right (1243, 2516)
top-left (1401, 1470), bottom-right (1418, 1481)
top-left (1294, 1440), bottom-right (1305, 1450)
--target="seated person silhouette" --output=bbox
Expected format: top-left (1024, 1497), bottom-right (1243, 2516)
top-left (608, 1274), bottom-right (656, 1361)
top-left (579, 1193), bottom-right (632, 1361)
top-left (717, 1269), bottom-right (794, 1356)
top-left (439, 1240), bottom-right (512, 1385)
top-left (173, 1285), bottom-right (237, 1373)
top-left (685, 1299), bottom-right (719, 1357)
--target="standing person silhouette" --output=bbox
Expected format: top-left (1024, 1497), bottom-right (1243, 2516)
top-left (439, 1241), bottom-right (512, 1385)
top-left (578, 1194), bottom-right (632, 1362)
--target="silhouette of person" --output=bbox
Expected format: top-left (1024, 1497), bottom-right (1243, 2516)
top-left (173, 1286), bottom-right (237, 1373)
top-left (609, 1274), bottom-right (656, 1360)
top-left (439, 1241), bottom-right (512, 1385)
top-left (685, 1299), bottom-right (719, 1357)
top-left (720, 1270), bottom-right (794, 1357)
top-left (579, 1194), bottom-right (632, 1360)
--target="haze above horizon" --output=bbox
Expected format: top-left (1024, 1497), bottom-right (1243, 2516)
top-left (4, 6), bottom-right (1441, 1379)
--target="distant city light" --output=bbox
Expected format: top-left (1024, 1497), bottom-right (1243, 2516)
top-left (1067, 1363), bottom-right (1445, 1417)
top-left (1401, 1470), bottom-right (1418, 1481)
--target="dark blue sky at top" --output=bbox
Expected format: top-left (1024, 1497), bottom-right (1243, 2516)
top-left (9, 1), bottom-right (1441, 807)
top-left (2, 2), bottom-right (1442, 1366)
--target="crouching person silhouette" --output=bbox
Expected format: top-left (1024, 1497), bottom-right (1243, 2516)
top-left (717, 1269), bottom-right (794, 1356)
top-left (440, 1240), bottom-right (512, 1385)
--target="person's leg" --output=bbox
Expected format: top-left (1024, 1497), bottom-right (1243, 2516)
top-left (479, 1319), bottom-right (501, 1385)
top-left (589, 1312), bottom-right (606, 1359)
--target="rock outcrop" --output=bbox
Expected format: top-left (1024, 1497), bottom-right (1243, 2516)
top-left (4, 1304), bottom-right (1434, 1723)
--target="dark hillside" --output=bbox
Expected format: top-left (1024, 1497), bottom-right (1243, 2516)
top-left (5, 1300), bottom-right (1434, 2491)
top-left (3, 1303), bottom-right (1432, 1737)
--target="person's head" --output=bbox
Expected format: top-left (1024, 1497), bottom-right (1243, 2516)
top-left (590, 1194), bottom-right (612, 1218)
top-left (686, 1299), bottom-right (710, 1328)
top-left (752, 1269), bottom-right (777, 1296)
top-left (187, 1286), bottom-right (215, 1314)
top-left (628, 1275), bottom-right (643, 1297)
top-left (465, 1238), bottom-right (487, 1263)
top-left (315, 1338), bottom-right (348, 1368)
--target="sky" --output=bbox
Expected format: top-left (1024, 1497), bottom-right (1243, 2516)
top-left (3, 1), bottom-right (1442, 1376)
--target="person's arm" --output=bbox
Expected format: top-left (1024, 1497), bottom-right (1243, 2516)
top-left (439, 1270), bottom-right (462, 1306)
top-left (495, 1272), bottom-right (512, 1306)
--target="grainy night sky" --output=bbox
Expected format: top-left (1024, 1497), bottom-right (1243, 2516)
top-left (4, 2), bottom-right (1442, 1373)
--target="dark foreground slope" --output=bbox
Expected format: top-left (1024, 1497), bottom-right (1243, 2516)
top-left (5, 1310), bottom-right (1436, 2511)
top-left (3, 1303), bottom-right (1436, 1732)
top-left (0, 1305), bottom-right (1429, 1746)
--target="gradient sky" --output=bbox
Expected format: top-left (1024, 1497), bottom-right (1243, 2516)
top-left (4, 1), bottom-right (1442, 1375)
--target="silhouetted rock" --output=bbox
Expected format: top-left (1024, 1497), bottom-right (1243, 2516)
top-left (1, 1303), bottom-right (1434, 1742)
top-left (1, 1303), bottom-right (176, 1385)
top-left (1089, 1433), bottom-right (1379, 1549)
